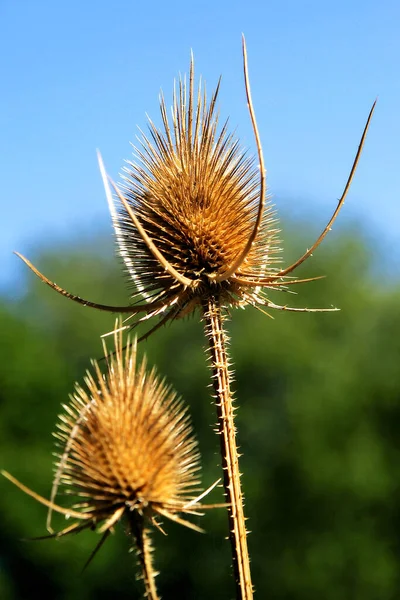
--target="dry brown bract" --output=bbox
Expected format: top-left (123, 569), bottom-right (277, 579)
top-left (2, 331), bottom-right (217, 597)
top-left (15, 38), bottom-right (376, 339)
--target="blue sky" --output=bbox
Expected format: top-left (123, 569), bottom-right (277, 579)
top-left (1, 0), bottom-right (399, 296)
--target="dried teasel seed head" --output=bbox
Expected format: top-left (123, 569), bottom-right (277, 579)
top-left (108, 49), bottom-right (280, 324)
top-left (51, 333), bottom-right (202, 527)
top-left (15, 38), bottom-right (375, 330)
top-left (2, 329), bottom-right (216, 567)
top-left (100, 39), bottom-right (375, 332)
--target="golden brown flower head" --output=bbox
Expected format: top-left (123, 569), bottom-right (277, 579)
top-left (3, 330), bottom-right (209, 549)
top-left (15, 38), bottom-right (375, 333)
top-left (104, 42), bottom-right (281, 328)
top-left (52, 334), bottom-right (201, 526)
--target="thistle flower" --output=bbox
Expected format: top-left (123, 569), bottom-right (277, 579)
top-left (16, 39), bottom-right (375, 333)
top-left (3, 330), bottom-right (216, 600)
top-left (15, 36), bottom-right (375, 600)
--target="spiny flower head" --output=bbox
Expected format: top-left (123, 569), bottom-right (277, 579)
top-left (111, 62), bottom-right (279, 317)
top-left (15, 38), bottom-right (375, 334)
top-left (95, 38), bottom-right (374, 337)
top-left (52, 334), bottom-right (202, 526)
top-left (3, 330), bottom-right (209, 551)
top-left (102, 40), bottom-right (281, 331)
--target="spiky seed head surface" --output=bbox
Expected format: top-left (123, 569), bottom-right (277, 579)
top-left (49, 331), bottom-right (202, 532)
top-left (111, 59), bottom-right (280, 322)
top-left (15, 45), bottom-right (374, 324)
top-left (2, 331), bottom-right (208, 582)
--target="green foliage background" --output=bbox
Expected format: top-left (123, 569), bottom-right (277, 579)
top-left (1, 223), bottom-right (399, 599)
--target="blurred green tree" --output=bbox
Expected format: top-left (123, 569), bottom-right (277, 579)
top-left (1, 226), bottom-right (399, 599)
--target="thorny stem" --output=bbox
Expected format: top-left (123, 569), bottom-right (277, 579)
top-left (129, 515), bottom-right (160, 600)
top-left (202, 295), bottom-right (253, 600)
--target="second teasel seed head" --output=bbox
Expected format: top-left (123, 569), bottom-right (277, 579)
top-left (3, 329), bottom-right (212, 567)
